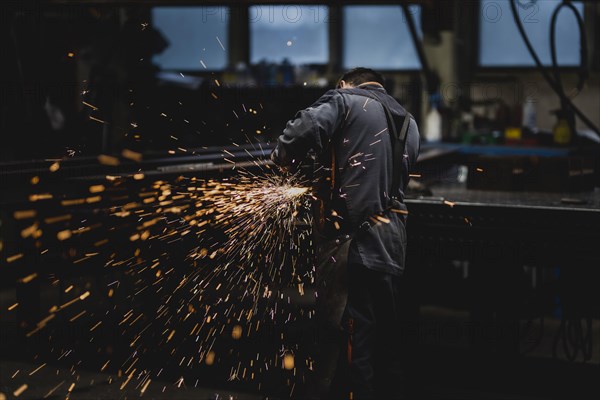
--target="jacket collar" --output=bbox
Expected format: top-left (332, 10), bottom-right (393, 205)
top-left (356, 83), bottom-right (387, 93)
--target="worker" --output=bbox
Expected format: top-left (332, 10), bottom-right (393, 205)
top-left (271, 67), bottom-right (420, 399)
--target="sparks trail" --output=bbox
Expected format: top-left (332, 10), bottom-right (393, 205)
top-left (8, 165), bottom-right (315, 397)
top-left (188, 173), bottom-right (309, 276)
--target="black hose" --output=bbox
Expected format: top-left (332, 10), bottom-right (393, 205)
top-left (581, 317), bottom-right (593, 361)
top-left (550, 1), bottom-right (589, 137)
top-left (550, 1), bottom-right (588, 95)
top-left (553, 317), bottom-right (594, 362)
top-left (509, 0), bottom-right (600, 137)
top-left (520, 315), bottom-right (545, 354)
top-left (565, 318), bottom-right (581, 361)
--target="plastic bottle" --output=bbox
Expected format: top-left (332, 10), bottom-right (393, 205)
top-left (425, 94), bottom-right (442, 142)
top-left (552, 110), bottom-right (572, 145)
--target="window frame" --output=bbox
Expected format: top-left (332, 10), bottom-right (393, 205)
top-left (340, 4), bottom-right (423, 73)
top-left (247, 3), bottom-right (331, 67)
top-left (150, 4), bottom-right (231, 74)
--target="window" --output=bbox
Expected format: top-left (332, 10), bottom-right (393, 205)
top-left (479, 0), bottom-right (584, 67)
top-left (152, 7), bottom-right (229, 71)
top-left (343, 5), bottom-right (422, 70)
top-left (249, 5), bottom-right (329, 65)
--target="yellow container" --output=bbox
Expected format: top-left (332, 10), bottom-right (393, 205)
top-left (505, 126), bottom-right (522, 141)
top-left (553, 118), bottom-right (571, 145)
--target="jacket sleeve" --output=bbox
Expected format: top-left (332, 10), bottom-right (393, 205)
top-left (271, 90), bottom-right (346, 169)
top-left (401, 117), bottom-right (421, 192)
top-left (405, 117), bottom-right (421, 172)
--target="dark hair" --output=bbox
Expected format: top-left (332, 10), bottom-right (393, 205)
top-left (337, 67), bottom-right (385, 88)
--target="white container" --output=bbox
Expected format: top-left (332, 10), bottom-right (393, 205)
top-left (425, 106), bottom-right (442, 142)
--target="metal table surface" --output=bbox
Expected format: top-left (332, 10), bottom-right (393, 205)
top-left (406, 183), bottom-right (600, 213)
top-left (403, 182), bottom-right (600, 265)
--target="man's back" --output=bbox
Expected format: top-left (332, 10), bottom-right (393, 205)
top-left (330, 85), bottom-right (419, 275)
top-left (272, 83), bottom-right (420, 275)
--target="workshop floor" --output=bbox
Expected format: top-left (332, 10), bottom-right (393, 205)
top-left (2, 356), bottom-right (596, 400)
top-left (2, 297), bottom-right (598, 400)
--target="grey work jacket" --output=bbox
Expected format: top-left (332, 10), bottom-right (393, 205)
top-left (271, 84), bottom-right (420, 276)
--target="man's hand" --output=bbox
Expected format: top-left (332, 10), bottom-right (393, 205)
top-left (270, 150), bottom-right (291, 174)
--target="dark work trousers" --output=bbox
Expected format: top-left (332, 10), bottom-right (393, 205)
top-left (345, 261), bottom-right (408, 400)
top-left (306, 235), bottom-right (351, 400)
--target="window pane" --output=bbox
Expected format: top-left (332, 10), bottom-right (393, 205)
top-left (479, 0), bottom-right (583, 67)
top-left (343, 5), bottom-right (422, 70)
top-left (152, 7), bottom-right (229, 70)
top-left (249, 5), bottom-right (329, 65)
